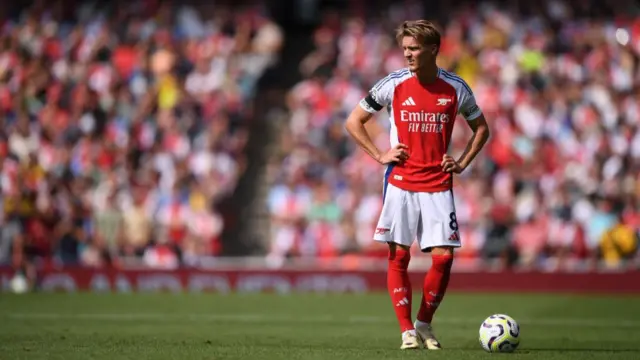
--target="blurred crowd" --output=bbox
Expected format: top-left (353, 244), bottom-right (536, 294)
top-left (0, 0), bottom-right (283, 273)
top-left (267, 0), bottom-right (640, 270)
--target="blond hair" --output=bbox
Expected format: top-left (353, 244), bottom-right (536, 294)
top-left (395, 20), bottom-right (441, 53)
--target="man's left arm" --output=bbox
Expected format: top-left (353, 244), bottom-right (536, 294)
top-left (457, 114), bottom-right (490, 171)
top-left (442, 92), bottom-right (490, 174)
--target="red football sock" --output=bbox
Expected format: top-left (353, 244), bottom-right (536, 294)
top-left (387, 246), bottom-right (414, 332)
top-left (417, 253), bottom-right (454, 323)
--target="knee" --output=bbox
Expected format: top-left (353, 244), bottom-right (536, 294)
top-left (431, 246), bottom-right (454, 257)
top-left (388, 244), bottom-right (411, 270)
top-left (431, 248), bottom-right (454, 272)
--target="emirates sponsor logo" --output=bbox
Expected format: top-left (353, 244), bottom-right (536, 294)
top-left (400, 110), bottom-right (450, 123)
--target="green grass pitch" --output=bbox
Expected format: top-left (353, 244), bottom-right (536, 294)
top-left (1, 292), bottom-right (640, 359)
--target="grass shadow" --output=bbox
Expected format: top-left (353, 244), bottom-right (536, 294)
top-left (518, 348), bottom-right (640, 353)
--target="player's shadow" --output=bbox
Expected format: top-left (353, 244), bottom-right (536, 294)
top-left (519, 348), bottom-right (640, 353)
top-left (458, 346), bottom-right (640, 353)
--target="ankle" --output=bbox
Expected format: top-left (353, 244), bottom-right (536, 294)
top-left (402, 329), bottom-right (417, 338)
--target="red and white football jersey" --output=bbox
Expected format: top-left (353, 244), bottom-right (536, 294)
top-left (359, 68), bottom-right (483, 193)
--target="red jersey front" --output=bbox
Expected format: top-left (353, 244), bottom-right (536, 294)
top-left (360, 68), bottom-right (483, 193)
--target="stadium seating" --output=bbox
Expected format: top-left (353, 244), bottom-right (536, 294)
top-left (1, 0), bottom-right (638, 275)
top-left (0, 1), bottom-right (282, 269)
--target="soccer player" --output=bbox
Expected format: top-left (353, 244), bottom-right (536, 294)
top-left (345, 20), bottom-right (490, 350)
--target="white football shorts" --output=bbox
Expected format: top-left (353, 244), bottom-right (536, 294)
top-left (373, 183), bottom-right (461, 251)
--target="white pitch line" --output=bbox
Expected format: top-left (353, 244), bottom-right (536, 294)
top-left (5, 313), bottom-right (640, 328)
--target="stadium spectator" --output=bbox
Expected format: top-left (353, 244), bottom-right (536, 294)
top-left (268, 0), bottom-right (640, 270)
top-left (598, 213), bottom-right (638, 269)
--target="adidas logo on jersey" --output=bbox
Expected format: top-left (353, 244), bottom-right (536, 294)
top-left (448, 232), bottom-right (460, 241)
top-left (402, 96), bottom-right (416, 106)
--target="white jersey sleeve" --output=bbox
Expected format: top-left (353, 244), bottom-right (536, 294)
top-left (359, 69), bottom-right (412, 113)
top-left (458, 88), bottom-right (482, 121)
top-left (439, 69), bottom-right (483, 121)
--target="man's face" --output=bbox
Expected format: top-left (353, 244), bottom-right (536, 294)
top-left (401, 36), bottom-right (436, 72)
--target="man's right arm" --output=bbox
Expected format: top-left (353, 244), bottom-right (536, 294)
top-left (344, 106), bottom-right (383, 162)
top-left (344, 93), bottom-right (408, 165)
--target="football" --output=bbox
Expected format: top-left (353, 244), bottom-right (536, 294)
top-left (479, 314), bottom-right (520, 352)
top-left (10, 273), bottom-right (29, 294)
